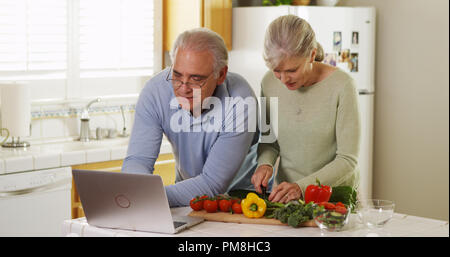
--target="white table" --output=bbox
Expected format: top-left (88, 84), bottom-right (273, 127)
top-left (62, 207), bottom-right (448, 237)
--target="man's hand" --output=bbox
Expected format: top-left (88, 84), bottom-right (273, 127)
top-left (268, 182), bottom-right (302, 204)
top-left (251, 165), bottom-right (273, 194)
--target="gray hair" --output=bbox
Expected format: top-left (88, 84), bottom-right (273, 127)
top-left (170, 28), bottom-right (228, 77)
top-left (263, 15), bottom-right (324, 69)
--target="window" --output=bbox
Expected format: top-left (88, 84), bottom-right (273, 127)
top-left (79, 0), bottom-right (155, 76)
top-left (0, 0), bottom-right (162, 100)
top-left (0, 0), bottom-right (67, 77)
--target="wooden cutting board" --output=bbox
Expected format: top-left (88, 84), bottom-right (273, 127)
top-left (188, 210), bottom-right (316, 227)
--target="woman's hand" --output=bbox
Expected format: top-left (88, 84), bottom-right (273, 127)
top-left (268, 182), bottom-right (302, 204)
top-left (251, 165), bottom-right (273, 194)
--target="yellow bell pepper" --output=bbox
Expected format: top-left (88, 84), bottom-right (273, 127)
top-left (241, 193), bottom-right (267, 218)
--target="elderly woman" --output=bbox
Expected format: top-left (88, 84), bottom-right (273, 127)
top-left (252, 15), bottom-right (361, 203)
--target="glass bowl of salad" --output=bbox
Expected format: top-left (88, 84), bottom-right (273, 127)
top-left (313, 202), bottom-right (350, 232)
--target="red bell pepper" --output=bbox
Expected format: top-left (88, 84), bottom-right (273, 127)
top-left (304, 178), bottom-right (332, 204)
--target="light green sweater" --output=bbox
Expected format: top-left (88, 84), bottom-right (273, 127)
top-left (257, 68), bottom-right (361, 193)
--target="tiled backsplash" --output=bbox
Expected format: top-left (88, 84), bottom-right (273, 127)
top-left (31, 104), bottom-right (135, 120)
top-left (27, 101), bottom-right (137, 142)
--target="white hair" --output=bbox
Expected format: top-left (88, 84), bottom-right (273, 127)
top-left (170, 28), bottom-right (228, 77)
top-left (263, 15), bottom-right (324, 69)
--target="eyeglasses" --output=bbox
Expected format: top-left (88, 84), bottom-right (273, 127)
top-left (166, 66), bottom-right (214, 90)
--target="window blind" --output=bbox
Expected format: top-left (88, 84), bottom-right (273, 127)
top-left (79, 0), bottom-right (154, 77)
top-left (0, 0), bottom-right (156, 80)
top-left (0, 0), bottom-right (67, 75)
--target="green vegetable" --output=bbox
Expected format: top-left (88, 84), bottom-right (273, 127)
top-left (262, 0), bottom-right (293, 6)
top-left (265, 200), bottom-right (317, 228)
top-left (263, 199), bottom-right (285, 219)
top-left (328, 186), bottom-right (358, 212)
top-left (330, 211), bottom-right (343, 218)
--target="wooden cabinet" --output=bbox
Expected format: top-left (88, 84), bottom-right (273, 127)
top-left (71, 153), bottom-right (176, 219)
top-left (203, 0), bottom-right (232, 50)
top-left (153, 153), bottom-right (176, 186)
top-left (163, 0), bottom-right (232, 52)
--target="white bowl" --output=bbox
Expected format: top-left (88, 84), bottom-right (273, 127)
top-left (316, 0), bottom-right (339, 6)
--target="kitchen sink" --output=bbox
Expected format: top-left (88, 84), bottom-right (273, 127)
top-left (76, 138), bottom-right (128, 148)
top-left (65, 138), bottom-right (129, 151)
top-left (34, 137), bottom-right (130, 152)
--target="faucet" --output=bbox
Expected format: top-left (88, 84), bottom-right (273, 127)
top-left (118, 105), bottom-right (129, 137)
top-left (79, 98), bottom-right (101, 142)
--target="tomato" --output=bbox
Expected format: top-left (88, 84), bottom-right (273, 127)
top-left (231, 202), bottom-right (243, 214)
top-left (189, 197), bottom-right (203, 211)
top-left (335, 202), bottom-right (346, 208)
top-left (203, 199), bottom-right (218, 213)
top-left (219, 199), bottom-right (232, 212)
top-left (199, 195), bottom-right (209, 200)
top-left (215, 195), bottom-right (224, 207)
top-left (319, 202), bottom-right (336, 210)
top-left (231, 197), bottom-right (240, 205)
top-left (335, 206), bottom-right (347, 215)
top-left (189, 195), bottom-right (209, 211)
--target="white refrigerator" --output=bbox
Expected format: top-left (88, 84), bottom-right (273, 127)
top-left (229, 6), bottom-right (375, 199)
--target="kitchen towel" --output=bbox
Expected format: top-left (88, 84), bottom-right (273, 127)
top-left (0, 82), bottom-right (31, 137)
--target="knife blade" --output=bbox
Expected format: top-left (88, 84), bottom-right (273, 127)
top-left (261, 186), bottom-right (267, 200)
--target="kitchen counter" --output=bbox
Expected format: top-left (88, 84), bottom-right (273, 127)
top-left (0, 137), bottom-right (172, 174)
top-left (0, 136), bottom-right (174, 236)
top-left (62, 207), bottom-right (449, 237)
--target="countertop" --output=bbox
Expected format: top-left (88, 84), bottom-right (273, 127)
top-left (0, 137), bottom-right (172, 174)
top-left (5, 139), bottom-right (449, 237)
top-left (62, 207), bottom-right (449, 237)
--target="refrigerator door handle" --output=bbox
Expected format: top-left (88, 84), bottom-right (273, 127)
top-left (359, 89), bottom-right (375, 95)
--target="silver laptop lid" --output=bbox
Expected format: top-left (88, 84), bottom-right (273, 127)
top-left (72, 170), bottom-right (176, 234)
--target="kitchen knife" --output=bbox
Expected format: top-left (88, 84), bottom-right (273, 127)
top-left (261, 186), bottom-right (267, 200)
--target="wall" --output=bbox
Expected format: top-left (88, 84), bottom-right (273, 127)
top-left (340, 0), bottom-right (449, 220)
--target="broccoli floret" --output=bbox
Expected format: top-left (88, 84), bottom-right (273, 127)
top-left (268, 200), bottom-right (321, 228)
top-left (303, 202), bottom-right (315, 219)
top-left (287, 212), bottom-right (301, 227)
top-left (276, 208), bottom-right (290, 224)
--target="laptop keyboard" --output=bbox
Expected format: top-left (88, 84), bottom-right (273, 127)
top-left (173, 221), bottom-right (187, 228)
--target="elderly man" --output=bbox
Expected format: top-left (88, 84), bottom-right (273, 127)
top-left (122, 28), bottom-right (261, 207)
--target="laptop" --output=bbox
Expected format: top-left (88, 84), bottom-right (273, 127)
top-left (72, 169), bottom-right (204, 234)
